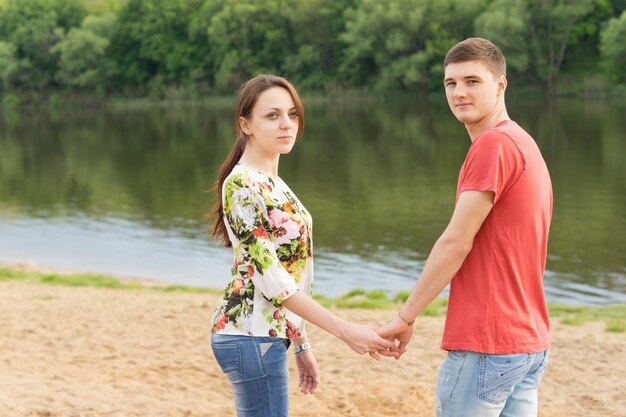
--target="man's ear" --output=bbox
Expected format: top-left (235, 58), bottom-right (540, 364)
top-left (497, 75), bottom-right (508, 96)
top-left (239, 116), bottom-right (252, 135)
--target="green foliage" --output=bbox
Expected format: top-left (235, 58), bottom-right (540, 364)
top-left (393, 290), bottom-right (411, 303)
top-left (1, 92), bottom-right (19, 107)
top-left (282, 0), bottom-right (355, 89)
top-left (0, 0), bottom-right (87, 92)
top-left (475, 0), bottom-right (604, 92)
top-left (474, 0), bottom-right (530, 72)
top-left (192, 0), bottom-right (297, 92)
top-left (340, 0), bottom-right (486, 91)
top-left (0, 266), bottom-right (221, 294)
top-left (600, 11), bottom-right (626, 81)
top-left (109, 0), bottom-right (202, 88)
top-left (52, 14), bottom-right (115, 90)
top-left (0, 0), bottom-right (623, 97)
top-left (421, 297), bottom-right (448, 317)
top-left (321, 288), bottom-right (450, 313)
top-left (0, 40), bottom-right (17, 91)
top-left (1, 266), bottom-right (624, 332)
top-left (606, 319), bottom-right (625, 333)
top-left (54, 0), bottom-right (87, 30)
top-left (549, 303), bottom-right (626, 332)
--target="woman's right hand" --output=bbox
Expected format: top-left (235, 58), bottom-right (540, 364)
top-left (339, 322), bottom-right (398, 360)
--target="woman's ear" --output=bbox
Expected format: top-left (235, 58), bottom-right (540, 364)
top-left (239, 116), bottom-right (252, 136)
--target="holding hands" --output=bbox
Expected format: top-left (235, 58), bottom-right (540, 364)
top-left (339, 321), bottom-right (398, 360)
top-left (377, 314), bottom-right (414, 359)
top-left (339, 313), bottom-right (415, 361)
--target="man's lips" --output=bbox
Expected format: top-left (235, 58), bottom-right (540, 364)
top-left (455, 103), bottom-right (472, 108)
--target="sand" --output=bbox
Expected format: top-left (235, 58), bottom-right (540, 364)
top-left (0, 276), bottom-right (624, 417)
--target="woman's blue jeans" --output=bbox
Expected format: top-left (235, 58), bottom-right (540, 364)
top-left (211, 334), bottom-right (291, 417)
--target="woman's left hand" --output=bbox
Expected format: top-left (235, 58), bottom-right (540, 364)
top-left (295, 350), bottom-right (320, 394)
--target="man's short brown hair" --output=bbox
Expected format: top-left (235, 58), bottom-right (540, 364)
top-left (444, 38), bottom-right (506, 78)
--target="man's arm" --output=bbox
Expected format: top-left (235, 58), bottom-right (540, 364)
top-left (379, 190), bottom-right (495, 353)
top-left (401, 190), bottom-right (494, 319)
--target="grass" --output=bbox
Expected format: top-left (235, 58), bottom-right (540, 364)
top-left (548, 303), bottom-right (626, 333)
top-left (313, 288), bottom-right (448, 315)
top-left (1, 266), bottom-right (623, 332)
top-left (0, 267), bottom-right (220, 295)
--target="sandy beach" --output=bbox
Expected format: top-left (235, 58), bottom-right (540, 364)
top-left (1, 269), bottom-right (624, 417)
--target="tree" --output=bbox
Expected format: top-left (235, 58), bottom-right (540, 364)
top-left (0, 41), bottom-right (18, 93)
top-left (600, 10), bottom-right (626, 82)
top-left (192, 0), bottom-right (296, 92)
top-left (0, 0), bottom-right (86, 92)
top-left (108, 0), bottom-right (202, 89)
top-left (340, 0), bottom-right (487, 91)
top-left (475, 0), bottom-right (602, 94)
top-left (282, 0), bottom-right (355, 89)
top-left (52, 14), bottom-right (116, 91)
top-left (474, 0), bottom-right (531, 73)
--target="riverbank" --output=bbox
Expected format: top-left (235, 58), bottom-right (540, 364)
top-left (1, 263), bottom-right (625, 416)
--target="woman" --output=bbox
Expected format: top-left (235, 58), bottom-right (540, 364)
top-left (209, 74), bottom-right (396, 417)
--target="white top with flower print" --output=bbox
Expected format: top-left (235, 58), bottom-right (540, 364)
top-left (210, 164), bottom-right (313, 339)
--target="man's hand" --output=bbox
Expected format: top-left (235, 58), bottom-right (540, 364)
top-left (377, 316), bottom-right (414, 359)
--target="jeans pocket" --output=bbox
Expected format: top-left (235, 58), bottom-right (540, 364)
top-left (479, 354), bottom-right (530, 404)
top-left (211, 341), bottom-right (243, 382)
top-left (449, 350), bottom-right (468, 359)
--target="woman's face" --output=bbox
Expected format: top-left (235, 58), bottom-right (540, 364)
top-left (240, 87), bottom-right (299, 156)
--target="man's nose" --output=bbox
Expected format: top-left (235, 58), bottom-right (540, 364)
top-left (453, 85), bottom-right (467, 98)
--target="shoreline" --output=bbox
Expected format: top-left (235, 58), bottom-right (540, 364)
top-left (0, 270), bottom-right (624, 416)
top-left (2, 261), bottom-right (625, 324)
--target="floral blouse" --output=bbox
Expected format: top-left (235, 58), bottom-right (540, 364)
top-left (211, 164), bottom-right (313, 339)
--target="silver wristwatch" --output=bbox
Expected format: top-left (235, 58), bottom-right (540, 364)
top-left (293, 342), bottom-right (312, 355)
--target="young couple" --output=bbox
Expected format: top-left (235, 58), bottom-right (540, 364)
top-left (209, 38), bottom-right (552, 417)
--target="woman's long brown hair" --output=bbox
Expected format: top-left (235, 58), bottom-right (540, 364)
top-left (209, 74), bottom-right (305, 247)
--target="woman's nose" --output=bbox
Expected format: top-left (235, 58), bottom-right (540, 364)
top-left (279, 114), bottom-right (293, 129)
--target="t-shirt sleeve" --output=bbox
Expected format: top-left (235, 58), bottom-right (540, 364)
top-left (223, 176), bottom-right (298, 304)
top-left (458, 130), bottom-right (525, 204)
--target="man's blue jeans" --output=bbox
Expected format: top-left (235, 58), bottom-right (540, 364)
top-left (436, 350), bottom-right (550, 417)
top-left (211, 334), bottom-right (291, 417)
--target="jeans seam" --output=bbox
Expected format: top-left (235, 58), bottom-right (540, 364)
top-left (528, 350), bottom-right (549, 386)
top-left (255, 339), bottom-right (268, 378)
top-left (448, 351), bottom-right (468, 416)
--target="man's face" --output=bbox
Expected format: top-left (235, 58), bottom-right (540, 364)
top-left (443, 60), bottom-right (506, 125)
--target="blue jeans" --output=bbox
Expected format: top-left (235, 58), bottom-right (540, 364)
top-left (211, 334), bottom-right (291, 417)
top-left (436, 350), bottom-right (550, 417)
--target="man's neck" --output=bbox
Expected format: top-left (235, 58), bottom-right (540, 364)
top-left (466, 108), bottom-right (510, 142)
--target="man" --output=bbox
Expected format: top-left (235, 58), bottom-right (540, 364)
top-left (379, 38), bottom-right (553, 417)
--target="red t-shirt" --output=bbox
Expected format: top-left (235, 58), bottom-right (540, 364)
top-left (441, 120), bottom-right (552, 354)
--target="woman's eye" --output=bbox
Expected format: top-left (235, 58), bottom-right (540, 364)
top-left (289, 112), bottom-right (298, 118)
top-left (266, 113), bottom-right (278, 119)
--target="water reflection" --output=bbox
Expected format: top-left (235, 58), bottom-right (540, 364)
top-left (0, 97), bottom-right (625, 304)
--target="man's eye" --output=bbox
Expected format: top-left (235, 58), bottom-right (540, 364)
top-left (446, 82), bottom-right (456, 87)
